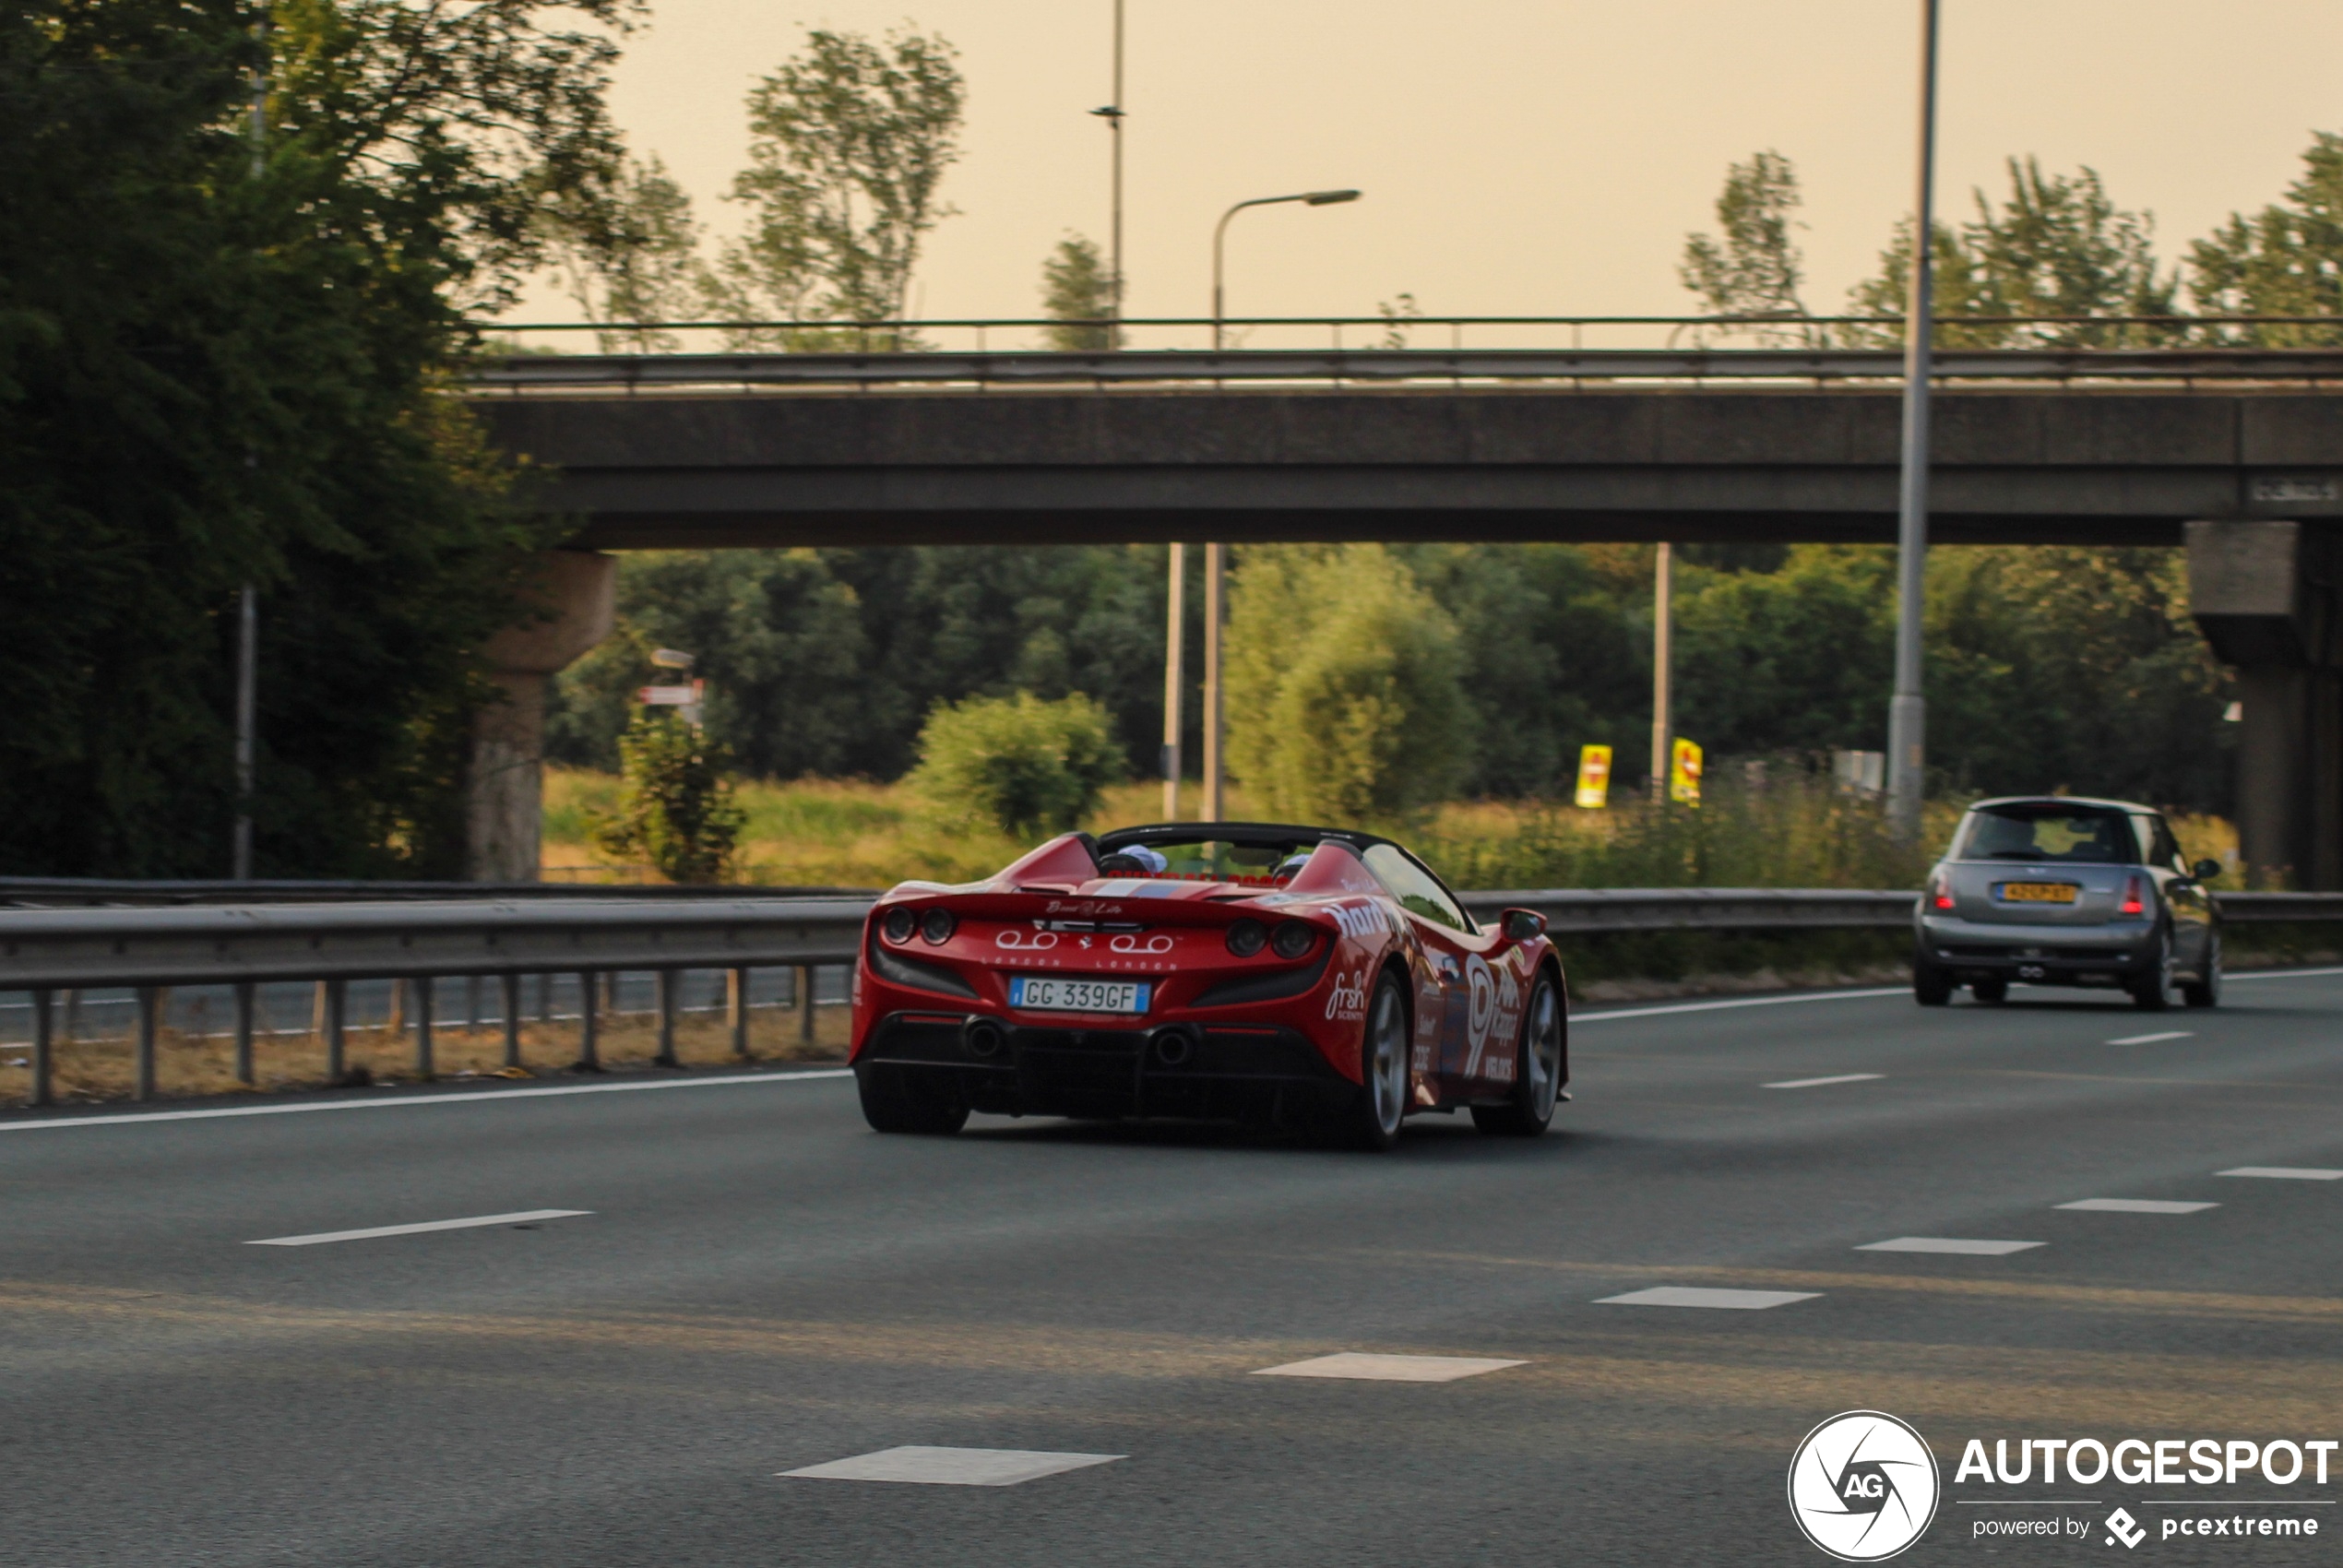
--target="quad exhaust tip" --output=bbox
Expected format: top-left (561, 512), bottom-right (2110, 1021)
top-left (963, 1019), bottom-right (1007, 1060)
top-left (1150, 1026), bottom-right (1198, 1067)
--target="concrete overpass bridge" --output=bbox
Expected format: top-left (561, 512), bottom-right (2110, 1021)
top-left (468, 344), bottom-right (2343, 887)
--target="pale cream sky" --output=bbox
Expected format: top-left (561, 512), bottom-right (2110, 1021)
top-left (524, 1), bottom-right (2343, 332)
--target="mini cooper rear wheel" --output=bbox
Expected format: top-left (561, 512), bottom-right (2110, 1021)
top-left (1913, 953), bottom-right (1954, 1006)
top-left (856, 1069), bottom-right (970, 1136)
top-left (2129, 927), bottom-right (2175, 1012)
top-left (2182, 932), bottom-right (2222, 1010)
top-left (1473, 972), bottom-right (1564, 1137)
top-left (1343, 973), bottom-right (1411, 1152)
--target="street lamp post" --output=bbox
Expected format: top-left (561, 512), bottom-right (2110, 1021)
top-left (232, 14), bottom-right (268, 880)
top-left (1190, 187), bottom-right (1360, 823)
top-left (1088, 0), bottom-right (1125, 344)
top-left (1210, 188), bottom-right (1360, 350)
top-left (1886, 0), bottom-right (1941, 842)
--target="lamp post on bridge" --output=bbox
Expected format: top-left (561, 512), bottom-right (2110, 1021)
top-left (1173, 187), bottom-right (1359, 823)
top-left (1886, 0), bottom-right (1941, 843)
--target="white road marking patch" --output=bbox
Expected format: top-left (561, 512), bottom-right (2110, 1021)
top-left (0, 1070), bottom-right (852, 1134)
top-left (1596, 1286), bottom-right (1819, 1310)
top-left (1575, 988), bottom-right (1906, 1024)
top-left (1856, 1237), bottom-right (2045, 1255)
top-left (247, 1209), bottom-right (591, 1247)
top-left (1252, 1353), bottom-right (1526, 1383)
top-left (2218, 1167), bottom-right (2343, 1181)
top-left (780, 1447), bottom-right (1123, 1486)
top-left (1763, 1073), bottom-right (1885, 1089)
top-left (2056, 1198), bottom-right (2218, 1214)
top-left (2107, 1030), bottom-right (2194, 1045)
top-left (2226, 966), bottom-right (2343, 980)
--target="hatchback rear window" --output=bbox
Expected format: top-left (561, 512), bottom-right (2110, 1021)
top-left (1956, 805), bottom-right (2138, 864)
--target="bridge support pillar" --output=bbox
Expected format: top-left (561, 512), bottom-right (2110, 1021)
top-left (470, 551), bottom-right (617, 882)
top-left (2187, 520), bottom-right (2343, 889)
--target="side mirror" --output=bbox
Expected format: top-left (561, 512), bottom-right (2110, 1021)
top-left (1502, 908), bottom-right (1547, 942)
top-left (2192, 859), bottom-right (2222, 881)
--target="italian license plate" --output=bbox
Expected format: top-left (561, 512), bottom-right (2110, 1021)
top-left (1008, 976), bottom-right (1152, 1014)
top-left (1997, 882), bottom-right (2079, 904)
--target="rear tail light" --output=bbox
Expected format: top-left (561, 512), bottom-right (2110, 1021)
top-left (1226, 919), bottom-right (1267, 956)
top-left (2120, 875), bottom-right (2145, 917)
top-left (1270, 921), bottom-right (1315, 959)
top-left (883, 908), bottom-right (917, 944)
top-left (1930, 873), bottom-right (1954, 911)
top-left (920, 909), bottom-right (957, 944)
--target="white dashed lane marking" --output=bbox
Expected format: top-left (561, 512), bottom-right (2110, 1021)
top-left (1856, 1237), bottom-right (2045, 1255)
top-left (247, 1209), bottom-right (591, 1246)
top-left (1252, 1353), bottom-right (1525, 1382)
top-left (1763, 1074), bottom-right (1885, 1089)
top-left (780, 1448), bottom-right (1123, 1486)
top-left (2107, 1031), bottom-right (2194, 1045)
top-left (1596, 1287), bottom-right (1820, 1310)
top-left (2218, 1167), bottom-right (2343, 1181)
top-left (2056, 1198), bottom-right (2218, 1215)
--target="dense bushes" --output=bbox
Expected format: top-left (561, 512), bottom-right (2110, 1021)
top-left (908, 693), bottom-right (1124, 838)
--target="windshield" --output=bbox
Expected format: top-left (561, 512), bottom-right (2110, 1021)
top-left (1955, 804), bottom-right (2138, 864)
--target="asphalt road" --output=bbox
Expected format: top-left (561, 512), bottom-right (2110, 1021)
top-left (6, 972), bottom-right (2343, 1566)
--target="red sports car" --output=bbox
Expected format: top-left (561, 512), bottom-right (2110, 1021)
top-left (850, 822), bottom-right (1568, 1149)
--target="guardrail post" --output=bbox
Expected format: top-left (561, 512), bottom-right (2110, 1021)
top-left (232, 980), bottom-right (256, 1086)
top-left (325, 979), bottom-right (347, 1082)
top-left (135, 986), bottom-right (160, 1100)
top-left (729, 967), bottom-right (750, 1059)
top-left (501, 973), bottom-right (523, 1068)
top-left (575, 968), bottom-right (600, 1071)
top-left (413, 974), bottom-right (434, 1079)
top-left (653, 968), bottom-right (678, 1067)
top-left (29, 988), bottom-right (54, 1109)
top-left (796, 965), bottom-right (815, 1046)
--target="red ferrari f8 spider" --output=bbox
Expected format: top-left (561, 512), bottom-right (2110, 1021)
top-left (850, 822), bottom-right (1568, 1149)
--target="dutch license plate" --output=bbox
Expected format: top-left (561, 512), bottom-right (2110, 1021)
top-left (1009, 976), bottom-right (1152, 1015)
top-left (1998, 882), bottom-right (2079, 904)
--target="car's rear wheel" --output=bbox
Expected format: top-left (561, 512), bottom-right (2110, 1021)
top-left (1970, 978), bottom-right (2008, 1004)
top-left (856, 1068), bottom-right (969, 1135)
top-left (1473, 972), bottom-right (1564, 1137)
top-left (2129, 927), bottom-right (2175, 1012)
top-left (2182, 932), bottom-right (2222, 1009)
top-left (1342, 973), bottom-right (1411, 1152)
top-left (1913, 952), bottom-right (1954, 1006)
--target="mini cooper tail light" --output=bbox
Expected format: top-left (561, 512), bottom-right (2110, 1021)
top-left (1225, 919), bottom-right (1267, 956)
top-left (1930, 873), bottom-right (1953, 911)
top-left (1269, 921), bottom-right (1314, 959)
top-left (883, 907), bottom-right (917, 944)
top-left (2120, 875), bottom-right (2145, 917)
top-left (920, 909), bottom-right (957, 944)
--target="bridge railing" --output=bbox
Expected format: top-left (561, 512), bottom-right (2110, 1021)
top-left (4, 886), bottom-right (2337, 1110)
top-left (463, 315), bottom-right (2343, 392)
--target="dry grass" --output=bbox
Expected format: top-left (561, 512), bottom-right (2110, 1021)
top-left (1, 1005), bottom-right (850, 1106)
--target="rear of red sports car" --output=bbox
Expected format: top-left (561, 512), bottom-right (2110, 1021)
top-left (850, 825), bottom-right (1415, 1138)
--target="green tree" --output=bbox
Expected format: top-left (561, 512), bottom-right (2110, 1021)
top-left (2188, 131), bottom-right (2343, 343)
top-left (1040, 233), bottom-right (1114, 350)
top-left (544, 155), bottom-right (707, 351)
top-left (591, 710), bottom-right (746, 883)
top-left (909, 692), bottom-right (1124, 837)
top-left (0, 0), bottom-right (625, 877)
top-left (1680, 149), bottom-right (1815, 343)
top-left (711, 27), bottom-right (965, 346)
top-left (1225, 545), bottom-right (1470, 824)
top-left (1848, 159), bottom-right (2176, 346)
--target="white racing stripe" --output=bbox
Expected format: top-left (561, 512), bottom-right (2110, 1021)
top-left (1575, 988), bottom-right (1906, 1024)
top-left (1764, 1073), bottom-right (1885, 1089)
top-left (248, 1208), bottom-right (591, 1246)
top-left (0, 1069), bottom-right (852, 1134)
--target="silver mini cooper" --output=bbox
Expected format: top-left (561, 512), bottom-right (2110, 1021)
top-left (1913, 796), bottom-right (2221, 1010)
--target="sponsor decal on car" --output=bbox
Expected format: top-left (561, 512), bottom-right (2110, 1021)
top-left (1462, 955), bottom-right (1499, 1076)
top-left (1326, 898), bottom-right (1389, 942)
top-left (1325, 968), bottom-right (1369, 1023)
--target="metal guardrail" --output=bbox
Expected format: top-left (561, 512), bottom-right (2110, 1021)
top-left (470, 345), bottom-right (2343, 394)
top-left (0, 876), bottom-right (874, 909)
top-left (5, 885), bottom-right (2336, 1110)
